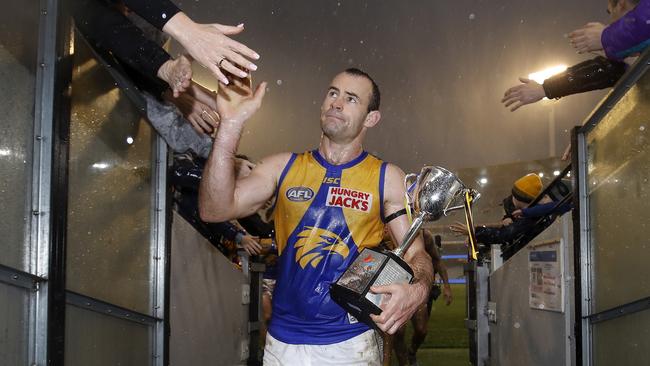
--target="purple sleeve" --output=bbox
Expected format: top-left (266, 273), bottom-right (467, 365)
top-left (602, 0), bottom-right (650, 60)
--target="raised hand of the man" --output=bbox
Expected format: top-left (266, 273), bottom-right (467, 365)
top-left (216, 72), bottom-right (267, 128)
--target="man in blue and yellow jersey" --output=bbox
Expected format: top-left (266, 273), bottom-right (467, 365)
top-left (199, 68), bottom-right (434, 365)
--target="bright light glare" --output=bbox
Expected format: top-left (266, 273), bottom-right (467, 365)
top-left (92, 163), bottom-right (109, 170)
top-left (126, 136), bottom-right (134, 145)
top-left (479, 177), bottom-right (488, 185)
top-left (528, 65), bottom-right (568, 84)
top-left (0, 149), bottom-right (10, 156)
top-left (553, 170), bottom-right (561, 176)
top-left (538, 172), bottom-right (545, 178)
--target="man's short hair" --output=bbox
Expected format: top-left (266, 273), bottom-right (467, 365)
top-left (343, 68), bottom-right (381, 112)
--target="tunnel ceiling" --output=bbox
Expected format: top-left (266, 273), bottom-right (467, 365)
top-left (175, 0), bottom-right (608, 173)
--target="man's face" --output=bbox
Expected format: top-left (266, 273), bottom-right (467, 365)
top-left (320, 72), bottom-right (375, 142)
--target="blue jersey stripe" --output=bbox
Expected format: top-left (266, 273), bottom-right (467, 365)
top-left (379, 161), bottom-right (387, 222)
top-left (311, 149), bottom-right (369, 169)
top-left (270, 153), bottom-right (298, 214)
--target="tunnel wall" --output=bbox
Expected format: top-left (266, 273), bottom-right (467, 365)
top-left (169, 211), bottom-right (249, 366)
top-left (489, 215), bottom-right (575, 366)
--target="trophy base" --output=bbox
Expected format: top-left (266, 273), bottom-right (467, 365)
top-left (330, 248), bottom-right (414, 331)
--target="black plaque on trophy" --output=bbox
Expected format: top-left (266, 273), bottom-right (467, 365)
top-left (330, 248), bottom-right (413, 330)
top-left (330, 166), bottom-right (480, 331)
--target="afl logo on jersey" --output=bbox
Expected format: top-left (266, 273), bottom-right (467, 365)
top-left (286, 186), bottom-right (314, 202)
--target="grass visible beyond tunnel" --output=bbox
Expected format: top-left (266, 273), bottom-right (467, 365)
top-left (388, 285), bottom-right (470, 365)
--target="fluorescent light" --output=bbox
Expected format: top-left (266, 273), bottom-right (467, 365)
top-left (479, 177), bottom-right (488, 184)
top-left (553, 170), bottom-right (560, 176)
top-left (92, 163), bottom-right (109, 170)
top-left (0, 149), bottom-right (10, 157)
top-left (126, 136), bottom-right (134, 145)
top-left (528, 65), bottom-right (567, 84)
top-left (538, 172), bottom-right (544, 178)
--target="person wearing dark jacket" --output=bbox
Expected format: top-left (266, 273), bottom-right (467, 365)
top-left (450, 173), bottom-right (561, 259)
top-left (74, 0), bottom-right (260, 94)
top-left (172, 153), bottom-right (265, 256)
top-left (73, 0), bottom-right (237, 154)
top-left (513, 200), bottom-right (572, 219)
top-left (503, 0), bottom-right (639, 112)
top-left (502, 57), bottom-right (627, 111)
top-left (74, 0), bottom-right (174, 97)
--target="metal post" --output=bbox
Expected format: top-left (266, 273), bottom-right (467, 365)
top-left (151, 136), bottom-right (168, 366)
top-left (573, 127), bottom-right (591, 366)
top-left (30, 0), bottom-right (56, 360)
top-left (465, 262), bottom-right (490, 366)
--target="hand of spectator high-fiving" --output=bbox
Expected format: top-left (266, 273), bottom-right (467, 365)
top-left (163, 12), bottom-right (260, 85)
top-left (568, 22), bottom-right (606, 54)
top-left (239, 235), bottom-right (263, 256)
top-left (449, 221), bottom-right (469, 236)
top-left (167, 91), bottom-right (219, 135)
top-left (157, 55), bottom-right (193, 98)
top-left (502, 77), bottom-right (546, 111)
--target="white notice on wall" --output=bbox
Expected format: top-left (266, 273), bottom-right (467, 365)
top-left (529, 245), bottom-right (563, 312)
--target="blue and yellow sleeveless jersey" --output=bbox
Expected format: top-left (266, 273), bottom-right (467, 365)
top-left (268, 150), bottom-right (387, 345)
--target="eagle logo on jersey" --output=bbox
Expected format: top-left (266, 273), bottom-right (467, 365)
top-left (294, 226), bottom-right (350, 268)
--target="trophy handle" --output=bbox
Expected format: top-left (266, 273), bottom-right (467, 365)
top-left (404, 174), bottom-right (418, 204)
top-left (463, 190), bottom-right (480, 261)
top-left (444, 189), bottom-right (481, 215)
top-left (393, 214), bottom-right (425, 258)
top-left (467, 188), bottom-right (481, 202)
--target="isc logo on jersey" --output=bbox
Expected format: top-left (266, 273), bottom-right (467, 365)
top-left (322, 177), bottom-right (341, 185)
top-left (286, 186), bottom-right (314, 202)
top-left (326, 187), bottom-right (372, 212)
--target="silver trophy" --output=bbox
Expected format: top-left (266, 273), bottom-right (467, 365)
top-left (396, 166), bottom-right (480, 257)
top-left (330, 166), bottom-right (479, 330)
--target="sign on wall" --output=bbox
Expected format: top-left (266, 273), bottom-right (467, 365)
top-left (529, 241), bottom-right (563, 312)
